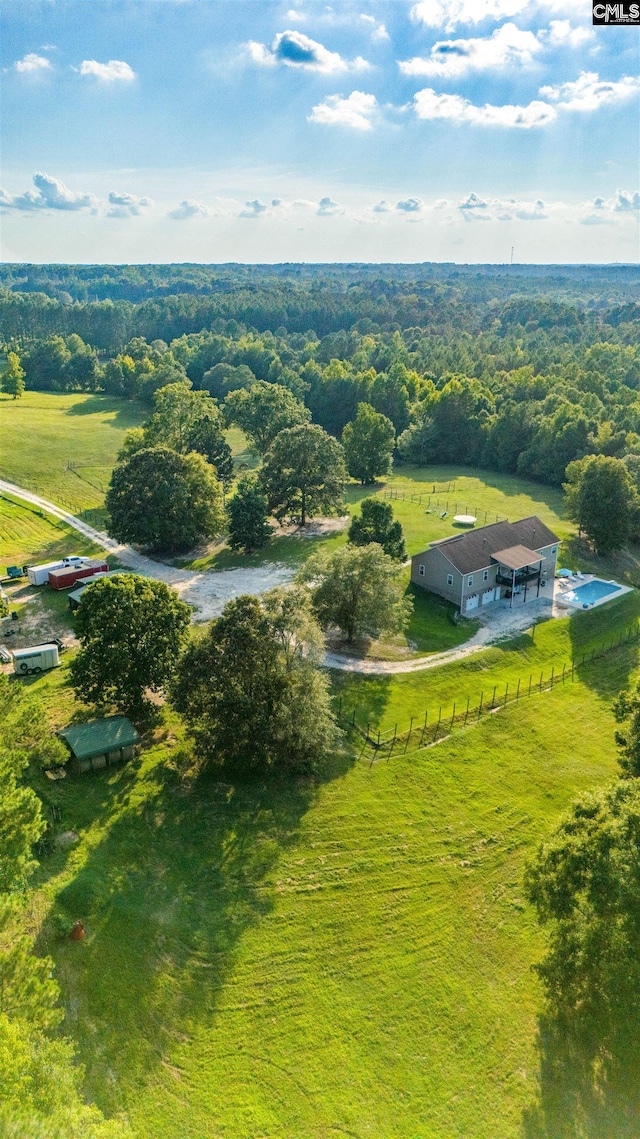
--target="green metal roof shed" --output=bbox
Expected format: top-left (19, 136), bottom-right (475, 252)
top-left (59, 716), bottom-right (141, 774)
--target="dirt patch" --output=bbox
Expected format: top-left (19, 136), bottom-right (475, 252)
top-left (278, 516), bottom-right (350, 539)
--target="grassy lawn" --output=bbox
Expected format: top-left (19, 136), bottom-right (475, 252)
top-left (0, 491), bottom-right (106, 568)
top-left (332, 589), bottom-right (640, 735)
top-left (0, 391), bottom-right (146, 524)
top-left (28, 638), bottom-right (628, 1139)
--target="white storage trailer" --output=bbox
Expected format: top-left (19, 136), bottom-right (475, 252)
top-left (13, 644), bottom-right (60, 675)
top-left (27, 557), bottom-right (85, 586)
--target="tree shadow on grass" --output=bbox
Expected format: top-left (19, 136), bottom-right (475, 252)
top-left (523, 1012), bottom-right (640, 1139)
top-left (64, 396), bottom-right (145, 429)
top-left (44, 746), bottom-right (344, 1117)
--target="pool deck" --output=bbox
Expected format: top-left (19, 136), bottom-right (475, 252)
top-left (554, 573), bottom-right (632, 611)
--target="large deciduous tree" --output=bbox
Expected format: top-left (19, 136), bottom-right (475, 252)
top-left (342, 402), bottom-right (395, 485)
top-left (171, 590), bottom-right (339, 775)
top-left (227, 474), bottom-right (271, 553)
top-left (348, 497), bottom-right (406, 561)
top-left (70, 574), bottom-right (191, 715)
top-left (299, 543), bottom-right (412, 644)
top-left (564, 454), bottom-right (636, 554)
top-left (106, 445), bottom-right (224, 552)
top-left (1, 352), bottom-right (25, 400)
top-left (125, 381), bottom-right (234, 483)
top-left (524, 780), bottom-right (640, 1130)
top-left (260, 423), bottom-right (346, 526)
top-left (224, 382), bottom-right (310, 455)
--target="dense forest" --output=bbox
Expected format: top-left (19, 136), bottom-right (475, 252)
top-left (2, 262), bottom-right (639, 489)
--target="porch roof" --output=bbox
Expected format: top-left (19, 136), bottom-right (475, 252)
top-left (491, 545), bottom-right (543, 571)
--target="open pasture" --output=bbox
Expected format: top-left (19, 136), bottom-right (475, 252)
top-left (30, 640), bottom-right (628, 1139)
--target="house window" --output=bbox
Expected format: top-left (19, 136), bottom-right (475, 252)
top-left (467, 575), bottom-right (473, 587)
top-left (419, 564), bottom-right (425, 576)
top-left (446, 573), bottom-right (453, 587)
top-left (483, 570), bottom-right (489, 582)
top-left (551, 546), bottom-right (557, 554)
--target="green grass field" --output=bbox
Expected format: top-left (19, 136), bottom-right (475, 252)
top-left (0, 391), bottom-right (147, 523)
top-left (0, 491), bottom-right (105, 568)
top-left (30, 638), bottom-right (629, 1139)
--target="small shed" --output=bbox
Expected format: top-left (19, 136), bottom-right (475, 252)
top-left (58, 716), bottom-right (141, 774)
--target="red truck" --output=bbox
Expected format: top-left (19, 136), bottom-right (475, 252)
top-left (47, 560), bottom-right (109, 591)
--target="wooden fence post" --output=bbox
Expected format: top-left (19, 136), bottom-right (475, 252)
top-left (504, 683), bottom-right (508, 707)
top-left (450, 703), bottom-right (456, 728)
top-left (405, 717), bottom-right (414, 753)
top-left (516, 678), bottom-right (521, 703)
top-left (491, 685), bottom-right (497, 709)
top-left (478, 692), bottom-right (483, 721)
top-left (420, 710), bottom-right (428, 746)
top-left (464, 695), bottom-right (470, 725)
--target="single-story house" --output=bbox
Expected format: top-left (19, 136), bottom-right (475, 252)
top-left (58, 716), bottom-right (141, 774)
top-left (411, 515), bottom-right (560, 614)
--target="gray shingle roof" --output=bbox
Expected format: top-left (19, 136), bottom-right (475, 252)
top-left (424, 516), bottom-right (559, 575)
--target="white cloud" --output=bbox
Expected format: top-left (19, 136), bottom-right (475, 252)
top-left (434, 198), bottom-right (449, 208)
top-left (317, 196), bottom-right (343, 216)
top-left (308, 90), bottom-right (377, 130)
top-left (0, 172), bottom-right (95, 211)
top-left (397, 197), bottom-right (423, 211)
top-left (360, 14), bottom-right (390, 41)
top-left (399, 22), bottom-right (541, 79)
top-left (14, 53), bottom-right (52, 73)
top-left (79, 59), bottom-right (136, 82)
top-left (168, 199), bottom-right (208, 220)
top-left (410, 0), bottom-right (565, 32)
top-left (372, 199), bottom-right (391, 212)
top-left (458, 191), bottom-right (488, 209)
top-left (107, 191), bottom-right (152, 218)
top-left (271, 198), bottom-right (283, 207)
top-left (245, 29), bottom-right (369, 73)
top-left (540, 71), bottom-right (640, 112)
top-left (413, 87), bottom-right (556, 127)
top-left (239, 199), bottom-right (268, 218)
top-left (614, 189), bottom-right (640, 211)
top-left (543, 20), bottom-right (594, 47)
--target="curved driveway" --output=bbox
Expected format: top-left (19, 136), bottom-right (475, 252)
top-left (1, 479), bottom-right (556, 674)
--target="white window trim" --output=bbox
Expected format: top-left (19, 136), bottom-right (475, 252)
top-left (467, 575), bottom-right (473, 587)
top-left (419, 564), bottom-right (425, 576)
top-left (446, 573), bottom-right (454, 587)
top-left (483, 570), bottom-right (489, 582)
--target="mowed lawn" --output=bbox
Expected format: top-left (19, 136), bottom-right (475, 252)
top-left (0, 391), bottom-right (147, 522)
top-left (32, 643), bottom-right (627, 1139)
top-left (0, 492), bottom-right (105, 567)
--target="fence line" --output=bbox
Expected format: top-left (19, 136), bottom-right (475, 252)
top-left (336, 621), bottom-right (640, 764)
top-left (379, 487), bottom-right (507, 525)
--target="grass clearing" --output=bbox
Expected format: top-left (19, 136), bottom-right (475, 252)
top-left (28, 640), bottom-right (628, 1139)
top-left (0, 492), bottom-right (106, 568)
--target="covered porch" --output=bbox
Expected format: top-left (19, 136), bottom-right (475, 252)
top-left (491, 544), bottom-right (545, 608)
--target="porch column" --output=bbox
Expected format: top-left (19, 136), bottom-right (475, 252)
top-left (536, 562), bottom-right (542, 597)
top-left (511, 567), bottom-right (515, 608)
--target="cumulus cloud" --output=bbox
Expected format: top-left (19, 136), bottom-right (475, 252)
top-left (245, 29), bottom-right (368, 73)
top-left (434, 198), bottom-right (449, 208)
top-left (168, 199), bottom-right (208, 220)
top-left (79, 59), bottom-right (136, 82)
top-left (271, 198), bottom-right (283, 207)
top-left (399, 22), bottom-right (541, 79)
top-left (308, 90), bottom-right (377, 130)
top-left (543, 20), bottom-right (593, 47)
top-left (317, 196), bottom-right (343, 216)
top-left (413, 87), bottom-right (556, 127)
top-left (410, 0), bottom-right (565, 32)
top-left (14, 53), bottom-right (52, 73)
top-left (106, 191), bottom-right (152, 218)
top-left (614, 189), bottom-right (640, 211)
top-left (239, 199), bottom-right (268, 218)
top-left (373, 199), bottom-right (391, 212)
top-left (397, 197), bottom-right (423, 212)
top-left (0, 172), bottom-right (95, 211)
top-left (540, 71), bottom-right (640, 112)
top-left (458, 191), bottom-right (488, 209)
top-left (360, 14), bottom-right (390, 41)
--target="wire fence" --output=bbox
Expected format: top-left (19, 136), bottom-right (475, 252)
top-left (379, 488), bottom-right (507, 525)
top-left (336, 621), bottom-right (640, 765)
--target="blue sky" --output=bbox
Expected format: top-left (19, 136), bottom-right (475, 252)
top-left (1, 0), bottom-right (639, 263)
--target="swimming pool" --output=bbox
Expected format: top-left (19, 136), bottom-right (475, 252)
top-left (560, 578), bottom-right (627, 609)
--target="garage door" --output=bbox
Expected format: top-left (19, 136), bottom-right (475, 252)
top-left (465, 594), bottom-right (479, 612)
top-left (482, 589), bottom-right (495, 605)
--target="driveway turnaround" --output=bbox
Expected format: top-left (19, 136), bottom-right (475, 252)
top-left (0, 479), bottom-right (561, 675)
